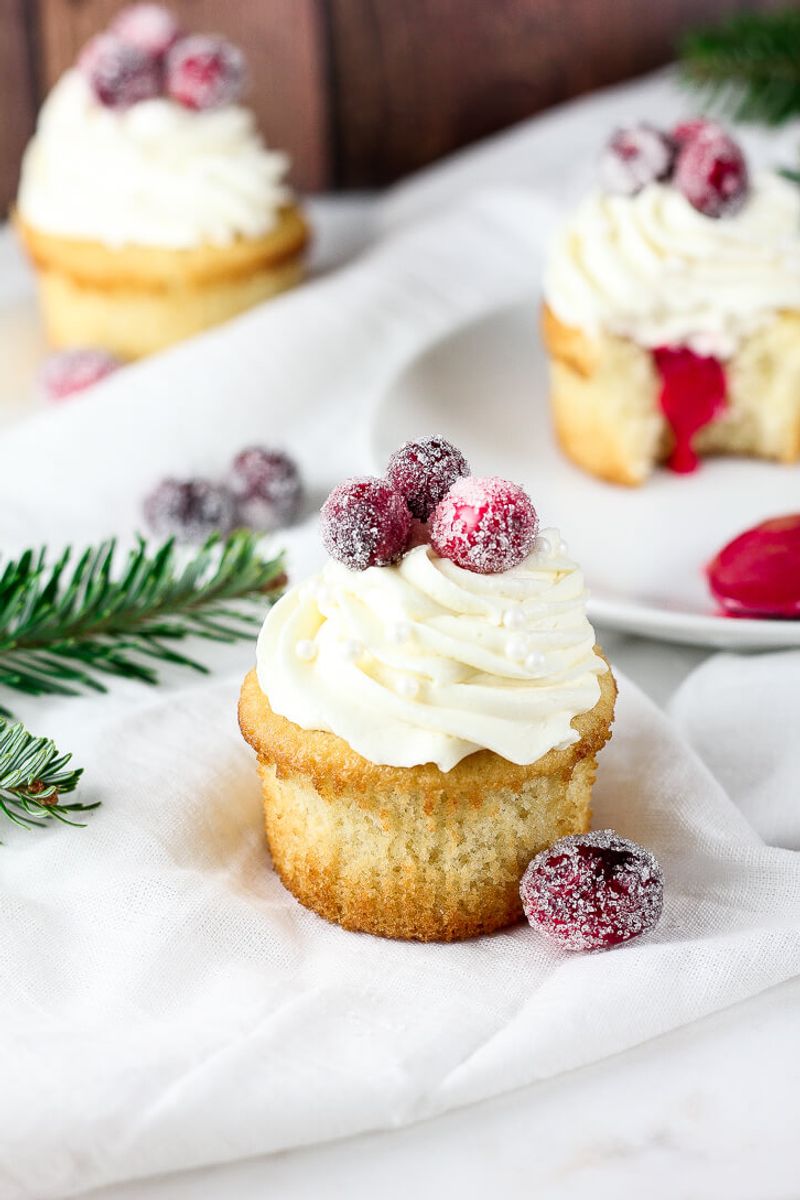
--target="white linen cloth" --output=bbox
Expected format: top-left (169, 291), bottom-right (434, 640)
top-left (2, 70), bottom-right (800, 1200)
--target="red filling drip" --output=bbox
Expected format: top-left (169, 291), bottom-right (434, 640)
top-left (707, 515), bottom-right (800, 619)
top-left (653, 346), bottom-right (727, 474)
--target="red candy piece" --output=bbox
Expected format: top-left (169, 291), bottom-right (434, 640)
top-left (321, 478), bottom-right (411, 570)
top-left (111, 4), bottom-right (182, 58)
top-left (673, 124), bottom-right (749, 217)
top-left (228, 447), bottom-right (303, 532)
top-left (599, 125), bottom-right (675, 196)
top-left (653, 346), bottom-right (727, 474)
top-left (386, 435), bottom-right (470, 521)
top-left (520, 830), bottom-right (664, 952)
top-left (429, 476), bottom-right (538, 574)
top-left (671, 117), bottom-right (721, 148)
top-left (79, 33), bottom-right (162, 108)
top-left (40, 348), bottom-right (121, 402)
top-left (707, 515), bottom-right (800, 619)
top-left (144, 478), bottom-right (236, 543)
top-left (166, 35), bottom-right (246, 110)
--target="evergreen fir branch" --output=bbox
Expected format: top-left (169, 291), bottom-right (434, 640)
top-left (680, 10), bottom-right (800, 125)
top-left (0, 532), bottom-right (286, 711)
top-left (0, 718), bottom-right (91, 831)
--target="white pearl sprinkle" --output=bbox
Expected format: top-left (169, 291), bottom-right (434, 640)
top-left (502, 607), bottom-right (526, 631)
top-left (505, 634), bottom-right (530, 662)
top-left (525, 651), bottom-right (545, 673)
top-left (557, 539), bottom-right (569, 557)
top-left (390, 621), bottom-right (412, 645)
top-left (533, 535), bottom-right (553, 557)
top-left (342, 639), bottom-right (364, 662)
top-left (397, 676), bottom-right (420, 699)
top-left (295, 639), bottom-right (317, 662)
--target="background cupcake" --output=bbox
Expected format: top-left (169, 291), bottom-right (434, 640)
top-left (15, 4), bottom-right (309, 360)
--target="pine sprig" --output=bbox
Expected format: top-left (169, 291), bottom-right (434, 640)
top-left (0, 718), bottom-right (91, 831)
top-left (0, 531), bottom-right (285, 710)
top-left (680, 10), bottom-right (800, 125)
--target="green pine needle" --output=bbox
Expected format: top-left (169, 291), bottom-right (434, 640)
top-left (680, 9), bottom-right (800, 125)
top-left (0, 717), bottom-right (91, 831)
top-left (0, 531), bottom-right (286, 711)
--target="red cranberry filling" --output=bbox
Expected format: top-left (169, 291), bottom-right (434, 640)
top-left (653, 346), bottom-right (727, 474)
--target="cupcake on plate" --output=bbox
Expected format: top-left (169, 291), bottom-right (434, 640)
top-left (542, 120), bottom-right (800, 484)
top-left (239, 437), bottom-right (616, 942)
top-left (15, 4), bottom-right (309, 360)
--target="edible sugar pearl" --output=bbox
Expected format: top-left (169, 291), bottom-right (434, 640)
top-left (295, 639), bottom-right (317, 662)
top-left (533, 535), bottom-right (553, 558)
top-left (557, 539), bottom-right (569, 557)
top-left (525, 651), bottom-right (545, 673)
top-left (397, 676), bottom-right (420, 699)
top-left (505, 634), bottom-right (531, 662)
top-left (502, 607), bottom-right (526, 631)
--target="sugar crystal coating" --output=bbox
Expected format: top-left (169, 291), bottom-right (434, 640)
top-left (228, 447), bottom-right (303, 532)
top-left (144, 478), bottom-right (237, 542)
top-left (599, 125), bottom-right (675, 196)
top-left (429, 476), bottom-right (539, 574)
top-left (79, 32), bottom-right (162, 108)
top-left (321, 477), bottom-right (412, 570)
top-left (39, 348), bottom-right (121, 402)
top-left (673, 124), bottom-right (749, 218)
top-left (166, 35), bottom-right (246, 110)
top-left (111, 5), bottom-right (182, 57)
top-left (520, 829), bottom-right (664, 952)
top-left (386, 435), bottom-right (470, 520)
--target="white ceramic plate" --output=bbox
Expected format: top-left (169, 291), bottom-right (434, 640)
top-left (369, 300), bottom-right (800, 649)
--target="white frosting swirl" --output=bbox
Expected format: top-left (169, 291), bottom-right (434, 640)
top-left (256, 532), bottom-right (607, 772)
top-left (17, 70), bottom-right (291, 249)
top-left (544, 173), bottom-right (800, 358)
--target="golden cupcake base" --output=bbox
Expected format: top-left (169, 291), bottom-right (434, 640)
top-left (238, 661), bottom-right (616, 942)
top-left (15, 205), bottom-right (309, 360)
top-left (541, 303), bottom-right (800, 486)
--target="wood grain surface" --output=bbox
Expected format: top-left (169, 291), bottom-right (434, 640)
top-left (0, 0), bottom-right (793, 211)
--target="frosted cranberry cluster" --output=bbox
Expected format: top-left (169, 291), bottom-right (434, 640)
top-left (77, 4), bottom-right (245, 112)
top-left (600, 118), bottom-right (749, 218)
top-left (320, 436), bottom-right (540, 574)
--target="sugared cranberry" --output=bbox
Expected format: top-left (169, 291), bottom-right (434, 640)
top-left (144, 478), bottom-right (236, 542)
top-left (165, 35), bottom-right (246, 110)
top-left (653, 346), bottom-right (727, 474)
top-left (520, 830), bottom-right (664, 952)
top-left (429, 477), bottom-right (538, 574)
top-left (40, 348), bottom-right (121, 402)
top-left (386, 436), bottom-right (470, 521)
top-left (707, 515), bottom-right (800, 619)
top-left (111, 4), bottom-right (182, 58)
top-left (673, 124), bottom-right (749, 217)
top-left (599, 125), bottom-right (675, 196)
top-left (228, 447), bottom-right (303, 532)
top-left (321, 478), bottom-right (411, 570)
top-left (79, 33), bottom-right (162, 108)
top-left (671, 117), bottom-right (721, 148)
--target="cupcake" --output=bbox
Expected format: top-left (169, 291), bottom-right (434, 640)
top-left (239, 438), bottom-right (616, 942)
top-left (542, 120), bottom-right (800, 484)
top-left (15, 5), bottom-right (309, 360)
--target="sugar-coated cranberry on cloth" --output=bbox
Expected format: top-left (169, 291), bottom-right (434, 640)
top-left (144, 478), bottom-right (237, 542)
top-left (228, 447), bottom-right (303, 532)
top-left (166, 35), bottom-right (246, 110)
top-left (673, 124), bottom-right (749, 217)
top-left (321, 478), bottom-right (412, 570)
top-left (520, 830), bottom-right (664, 952)
top-left (599, 124), bottom-right (675, 196)
top-left (79, 33), bottom-right (162, 108)
top-left (40, 348), bottom-right (121, 402)
top-left (707, 515), bottom-right (800, 619)
top-left (110, 4), bottom-right (182, 58)
top-left (386, 436), bottom-right (470, 521)
top-left (429, 476), bottom-right (538, 574)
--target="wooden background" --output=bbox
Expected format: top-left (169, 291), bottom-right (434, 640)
top-left (0, 0), bottom-right (790, 211)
